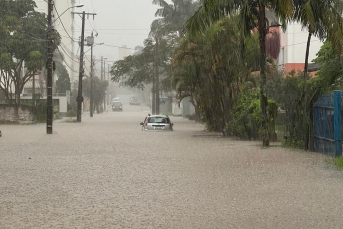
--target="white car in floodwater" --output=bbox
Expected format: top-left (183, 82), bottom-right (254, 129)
top-left (140, 114), bottom-right (174, 131)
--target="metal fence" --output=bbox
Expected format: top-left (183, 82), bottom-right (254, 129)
top-left (313, 91), bottom-right (342, 157)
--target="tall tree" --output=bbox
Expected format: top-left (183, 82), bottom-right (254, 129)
top-left (54, 51), bottom-right (71, 94)
top-left (173, 15), bottom-right (260, 132)
top-left (293, 0), bottom-right (343, 75)
top-left (185, 0), bottom-right (293, 146)
top-left (83, 76), bottom-right (108, 114)
top-left (152, 0), bottom-right (200, 36)
top-left (0, 0), bottom-right (60, 105)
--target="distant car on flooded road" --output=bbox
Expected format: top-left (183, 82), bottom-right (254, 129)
top-left (112, 101), bottom-right (123, 111)
top-left (130, 97), bottom-right (140, 105)
top-left (140, 114), bottom-right (173, 131)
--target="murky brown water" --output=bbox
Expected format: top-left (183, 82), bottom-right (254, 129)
top-left (1, 105), bottom-right (343, 228)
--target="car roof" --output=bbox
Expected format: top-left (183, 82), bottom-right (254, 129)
top-left (148, 115), bottom-right (168, 118)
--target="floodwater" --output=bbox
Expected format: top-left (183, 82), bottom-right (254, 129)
top-left (1, 102), bottom-right (343, 228)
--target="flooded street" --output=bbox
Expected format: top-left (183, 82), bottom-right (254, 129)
top-left (1, 104), bottom-right (343, 228)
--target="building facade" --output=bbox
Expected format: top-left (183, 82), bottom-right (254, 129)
top-left (265, 10), bottom-right (322, 74)
top-left (35, 0), bottom-right (77, 87)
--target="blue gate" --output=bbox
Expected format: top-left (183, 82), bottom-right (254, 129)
top-left (313, 91), bottom-right (342, 157)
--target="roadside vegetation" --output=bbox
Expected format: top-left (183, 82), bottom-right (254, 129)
top-left (2, 0), bottom-right (343, 150)
top-left (109, 0), bottom-right (343, 150)
top-left (334, 156), bottom-right (343, 169)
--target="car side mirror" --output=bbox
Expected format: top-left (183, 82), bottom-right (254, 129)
top-left (140, 122), bottom-right (144, 125)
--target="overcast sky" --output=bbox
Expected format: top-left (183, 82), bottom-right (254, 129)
top-left (73, 0), bottom-right (161, 62)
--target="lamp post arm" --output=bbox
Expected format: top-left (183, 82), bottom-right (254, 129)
top-left (52, 5), bottom-right (84, 23)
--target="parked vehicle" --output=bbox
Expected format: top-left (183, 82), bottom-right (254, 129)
top-left (130, 97), bottom-right (139, 105)
top-left (112, 101), bottom-right (123, 111)
top-left (112, 97), bottom-right (120, 102)
top-left (140, 114), bottom-right (173, 131)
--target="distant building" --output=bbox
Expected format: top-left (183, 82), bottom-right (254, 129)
top-left (35, 0), bottom-right (78, 87)
top-left (265, 10), bottom-right (322, 74)
top-left (118, 45), bottom-right (132, 60)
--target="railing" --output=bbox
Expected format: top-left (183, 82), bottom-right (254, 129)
top-left (313, 91), bottom-right (342, 157)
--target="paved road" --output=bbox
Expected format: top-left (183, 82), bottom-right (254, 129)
top-left (1, 104), bottom-right (343, 228)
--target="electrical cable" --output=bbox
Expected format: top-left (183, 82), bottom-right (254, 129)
top-left (56, 48), bottom-right (78, 73)
top-left (102, 44), bottom-right (135, 50)
top-left (73, 16), bottom-right (82, 30)
top-left (58, 45), bottom-right (80, 64)
top-left (53, 4), bottom-right (78, 42)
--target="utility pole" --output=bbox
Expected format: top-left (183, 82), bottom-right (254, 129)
top-left (108, 64), bottom-right (110, 105)
top-left (76, 11), bottom-right (85, 122)
top-left (88, 34), bottom-right (94, 117)
top-left (72, 11), bottom-right (96, 122)
top-left (100, 56), bottom-right (103, 80)
top-left (46, 0), bottom-right (54, 134)
top-left (90, 44), bottom-right (93, 117)
top-left (103, 59), bottom-right (106, 111)
top-left (155, 38), bottom-right (160, 115)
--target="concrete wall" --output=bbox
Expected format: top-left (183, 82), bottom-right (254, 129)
top-left (0, 105), bottom-right (36, 124)
top-left (21, 96), bottom-right (68, 116)
top-left (181, 97), bottom-right (196, 118)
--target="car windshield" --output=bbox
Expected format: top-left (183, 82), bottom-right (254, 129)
top-left (113, 102), bottom-right (121, 106)
top-left (148, 117), bottom-right (169, 123)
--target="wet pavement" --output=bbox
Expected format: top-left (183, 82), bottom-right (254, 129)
top-left (1, 103), bottom-right (343, 228)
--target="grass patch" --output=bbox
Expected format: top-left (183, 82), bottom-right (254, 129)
top-left (66, 110), bottom-right (77, 117)
top-left (63, 118), bottom-right (78, 123)
top-left (334, 156), bottom-right (343, 169)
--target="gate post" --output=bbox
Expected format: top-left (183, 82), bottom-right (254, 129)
top-left (334, 91), bottom-right (342, 157)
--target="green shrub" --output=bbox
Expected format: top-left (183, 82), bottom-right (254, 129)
top-left (66, 110), bottom-right (77, 117)
top-left (35, 100), bottom-right (47, 123)
top-left (227, 89), bottom-right (278, 140)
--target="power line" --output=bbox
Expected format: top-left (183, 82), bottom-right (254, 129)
top-left (53, 4), bottom-right (78, 42)
top-left (56, 46), bottom-right (78, 73)
top-left (102, 44), bottom-right (135, 50)
top-left (87, 17), bottom-right (95, 30)
top-left (73, 16), bottom-right (82, 30)
top-left (59, 34), bottom-right (79, 43)
top-left (284, 40), bottom-right (320, 47)
top-left (58, 45), bottom-right (79, 64)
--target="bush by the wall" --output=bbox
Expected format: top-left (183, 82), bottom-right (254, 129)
top-left (227, 89), bottom-right (278, 140)
top-left (35, 100), bottom-right (47, 123)
top-left (66, 110), bottom-right (76, 117)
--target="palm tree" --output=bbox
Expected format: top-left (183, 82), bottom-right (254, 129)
top-left (293, 0), bottom-right (343, 150)
top-left (173, 15), bottom-right (260, 132)
top-left (185, 0), bottom-right (293, 146)
top-left (152, 0), bottom-right (199, 36)
top-left (293, 0), bottom-right (343, 75)
top-left (150, 0), bottom-right (199, 114)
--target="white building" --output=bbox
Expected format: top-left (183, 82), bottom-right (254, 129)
top-left (265, 10), bottom-right (322, 75)
top-left (118, 45), bottom-right (132, 60)
top-left (35, 0), bottom-right (78, 86)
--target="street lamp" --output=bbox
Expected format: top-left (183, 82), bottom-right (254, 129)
top-left (52, 5), bottom-right (84, 23)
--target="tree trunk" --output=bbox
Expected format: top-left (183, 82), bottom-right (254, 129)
top-left (258, 4), bottom-right (269, 147)
top-left (152, 79), bottom-right (156, 115)
top-left (304, 32), bottom-right (312, 150)
top-left (304, 32), bottom-right (312, 75)
top-left (15, 83), bottom-right (21, 105)
top-left (155, 38), bottom-right (160, 115)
